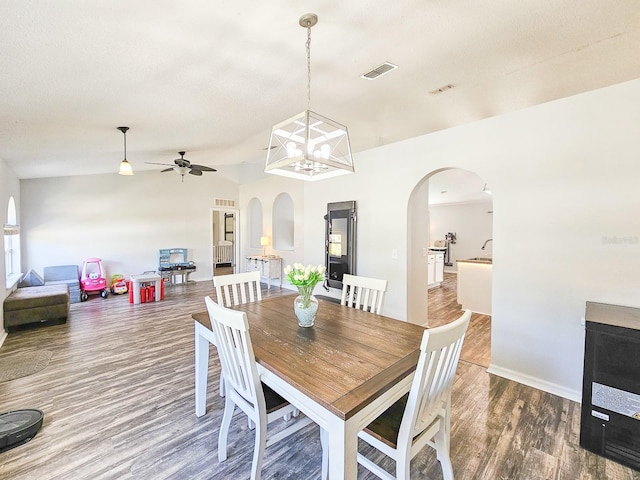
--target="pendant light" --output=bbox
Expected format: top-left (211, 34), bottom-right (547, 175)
top-left (117, 126), bottom-right (133, 175)
top-left (265, 13), bottom-right (354, 181)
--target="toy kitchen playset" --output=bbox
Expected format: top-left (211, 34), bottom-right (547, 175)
top-left (158, 248), bottom-right (197, 285)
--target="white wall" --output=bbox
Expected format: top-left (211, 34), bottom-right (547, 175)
top-left (241, 78), bottom-right (640, 401)
top-left (430, 200), bottom-right (494, 270)
top-left (20, 170), bottom-right (238, 282)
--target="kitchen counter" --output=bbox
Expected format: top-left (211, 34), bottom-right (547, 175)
top-left (457, 257), bottom-right (492, 264)
top-left (456, 258), bottom-right (492, 315)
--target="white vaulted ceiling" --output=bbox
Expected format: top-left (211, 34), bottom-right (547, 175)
top-left (1, 1), bottom-right (639, 180)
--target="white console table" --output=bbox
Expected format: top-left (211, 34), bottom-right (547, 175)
top-left (245, 256), bottom-right (282, 289)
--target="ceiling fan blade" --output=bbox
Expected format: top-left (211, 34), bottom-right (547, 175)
top-left (189, 169), bottom-right (203, 176)
top-left (190, 164), bottom-right (217, 172)
top-left (160, 167), bottom-right (174, 172)
top-left (145, 162), bottom-right (174, 166)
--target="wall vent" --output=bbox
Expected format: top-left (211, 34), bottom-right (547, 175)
top-left (214, 198), bottom-right (236, 208)
top-left (361, 62), bottom-right (398, 80)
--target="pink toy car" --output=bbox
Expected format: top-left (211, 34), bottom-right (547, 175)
top-left (80, 257), bottom-right (109, 301)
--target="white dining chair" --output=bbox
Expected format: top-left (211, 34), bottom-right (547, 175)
top-left (209, 271), bottom-right (262, 398)
top-left (357, 309), bottom-right (472, 480)
top-left (340, 273), bottom-right (388, 314)
top-left (214, 270), bottom-right (262, 307)
top-left (205, 296), bottom-right (323, 480)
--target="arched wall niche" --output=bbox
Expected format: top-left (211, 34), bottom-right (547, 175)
top-left (273, 193), bottom-right (294, 251)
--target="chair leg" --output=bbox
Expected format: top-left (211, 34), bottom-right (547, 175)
top-left (194, 328), bottom-right (210, 417)
top-left (434, 423), bottom-right (453, 480)
top-left (395, 447), bottom-right (411, 480)
top-left (250, 414), bottom-right (268, 480)
top-left (443, 398), bottom-right (451, 452)
top-left (218, 397), bottom-right (235, 462)
top-left (320, 427), bottom-right (329, 480)
top-left (219, 372), bottom-right (226, 397)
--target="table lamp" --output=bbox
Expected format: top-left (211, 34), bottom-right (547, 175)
top-left (260, 236), bottom-right (270, 257)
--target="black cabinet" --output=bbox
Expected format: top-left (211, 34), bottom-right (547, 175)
top-left (580, 301), bottom-right (640, 471)
top-left (324, 201), bottom-right (356, 289)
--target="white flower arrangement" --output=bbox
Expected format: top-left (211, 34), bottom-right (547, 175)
top-left (284, 263), bottom-right (326, 287)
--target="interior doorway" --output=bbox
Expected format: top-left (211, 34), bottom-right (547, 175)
top-left (211, 208), bottom-right (239, 278)
top-left (408, 168), bottom-right (493, 368)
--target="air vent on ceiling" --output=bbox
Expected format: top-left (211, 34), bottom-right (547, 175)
top-left (361, 62), bottom-right (398, 80)
top-left (429, 84), bottom-right (455, 95)
top-left (214, 198), bottom-right (236, 208)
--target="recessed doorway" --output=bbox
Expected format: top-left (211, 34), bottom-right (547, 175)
top-left (211, 208), bottom-right (239, 278)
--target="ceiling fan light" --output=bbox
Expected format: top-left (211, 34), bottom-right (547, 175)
top-left (118, 159), bottom-right (133, 176)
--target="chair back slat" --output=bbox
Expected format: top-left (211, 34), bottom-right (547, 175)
top-left (214, 271), bottom-right (262, 307)
top-left (205, 296), bottom-right (263, 408)
top-left (340, 274), bottom-right (388, 314)
top-left (400, 309), bottom-right (471, 441)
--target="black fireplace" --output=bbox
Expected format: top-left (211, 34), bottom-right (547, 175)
top-left (580, 301), bottom-right (640, 471)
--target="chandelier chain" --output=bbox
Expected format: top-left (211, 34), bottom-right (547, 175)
top-left (306, 23), bottom-right (311, 111)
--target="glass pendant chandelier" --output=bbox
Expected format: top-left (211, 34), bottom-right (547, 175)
top-left (265, 13), bottom-right (354, 181)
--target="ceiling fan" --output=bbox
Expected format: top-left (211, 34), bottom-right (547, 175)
top-left (146, 151), bottom-right (216, 182)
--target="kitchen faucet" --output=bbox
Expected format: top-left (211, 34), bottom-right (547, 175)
top-left (481, 238), bottom-right (493, 250)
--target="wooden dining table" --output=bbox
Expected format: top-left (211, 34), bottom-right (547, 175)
top-left (193, 295), bottom-right (426, 480)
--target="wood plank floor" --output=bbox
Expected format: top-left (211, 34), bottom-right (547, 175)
top-left (1, 280), bottom-right (638, 479)
top-left (428, 273), bottom-right (492, 368)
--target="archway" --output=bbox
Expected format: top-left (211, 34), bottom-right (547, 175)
top-left (407, 168), bottom-right (493, 367)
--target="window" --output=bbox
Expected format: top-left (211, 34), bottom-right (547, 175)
top-left (4, 196), bottom-right (21, 287)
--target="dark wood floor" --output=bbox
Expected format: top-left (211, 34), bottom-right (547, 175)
top-left (1, 279), bottom-right (638, 479)
top-left (428, 272), bottom-right (491, 368)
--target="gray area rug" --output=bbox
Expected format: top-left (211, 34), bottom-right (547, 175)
top-left (0, 351), bottom-right (53, 383)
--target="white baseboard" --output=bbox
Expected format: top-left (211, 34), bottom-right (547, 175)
top-left (0, 329), bottom-right (7, 348)
top-left (487, 363), bottom-right (581, 404)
